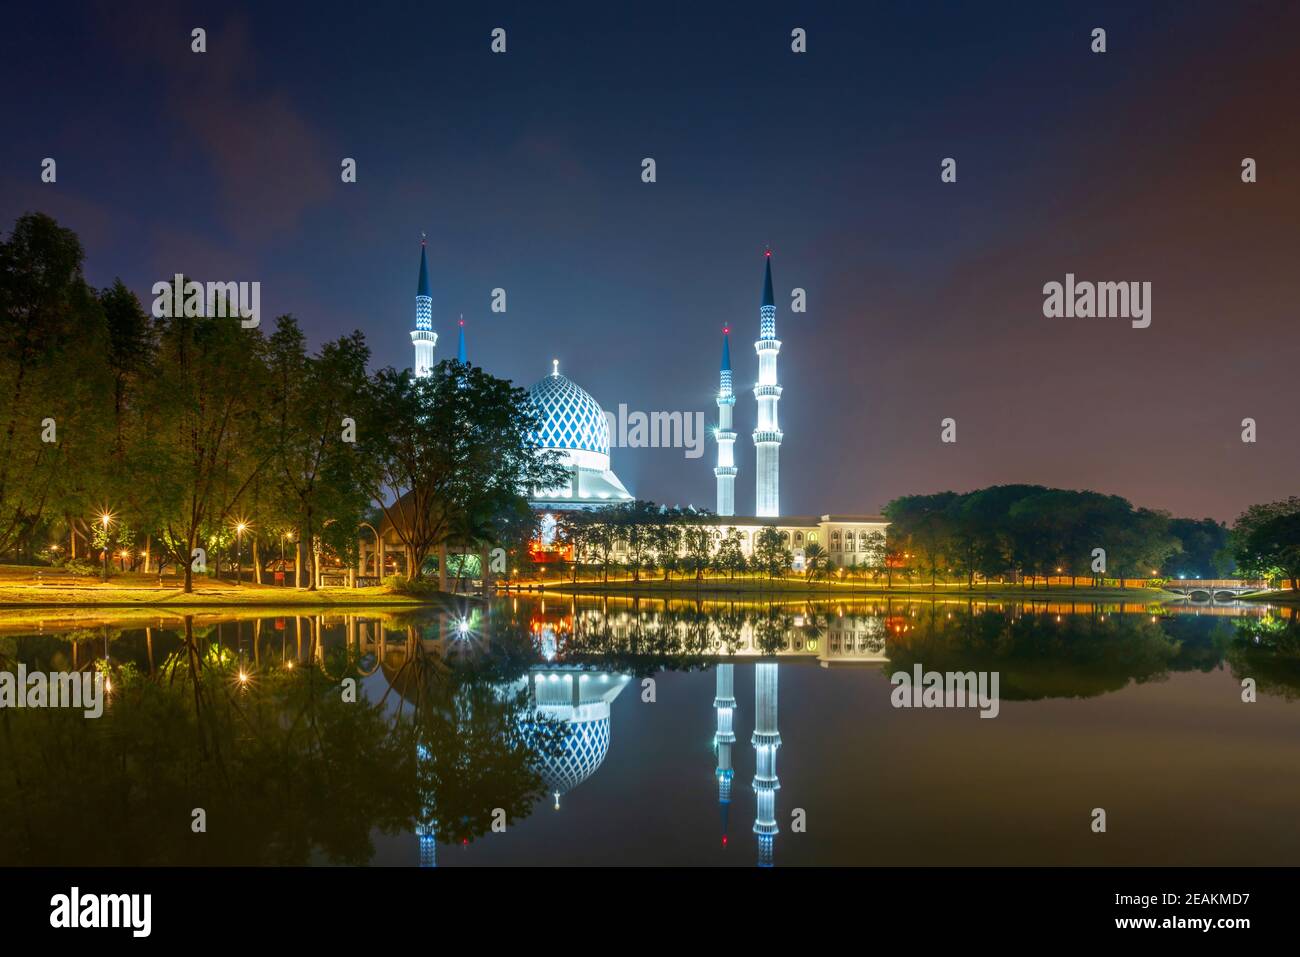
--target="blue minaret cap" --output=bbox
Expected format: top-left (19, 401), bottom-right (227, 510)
top-left (761, 249), bottom-right (774, 308)
top-left (720, 328), bottom-right (731, 371)
top-left (417, 240), bottom-right (431, 298)
top-left (457, 317), bottom-right (466, 362)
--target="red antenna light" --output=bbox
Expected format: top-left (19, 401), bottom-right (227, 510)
top-left (722, 326), bottom-right (730, 334)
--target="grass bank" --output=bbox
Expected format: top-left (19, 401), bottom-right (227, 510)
top-left (0, 565), bottom-right (434, 609)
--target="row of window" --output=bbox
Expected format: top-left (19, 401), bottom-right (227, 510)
top-left (830, 531), bottom-right (876, 551)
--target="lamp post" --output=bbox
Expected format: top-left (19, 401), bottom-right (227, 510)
top-left (234, 522), bottom-right (248, 587)
top-left (99, 512), bottom-right (112, 582)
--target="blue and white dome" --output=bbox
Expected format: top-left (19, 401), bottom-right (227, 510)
top-left (528, 368), bottom-right (611, 472)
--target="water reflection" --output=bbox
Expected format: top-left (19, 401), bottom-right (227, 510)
top-left (1, 597), bottom-right (1298, 866)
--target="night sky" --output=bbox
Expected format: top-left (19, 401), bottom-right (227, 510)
top-left (3, 1), bottom-right (1297, 522)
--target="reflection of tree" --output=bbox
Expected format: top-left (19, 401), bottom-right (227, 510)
top-left (881, 609), bottom-right (1183, 700)
top-left (0, 617), bottom-right (413, 865)
top-left (382, 636), bottom-right (566, 846)
top-left (1225, 616), bottom-right (1300, 701)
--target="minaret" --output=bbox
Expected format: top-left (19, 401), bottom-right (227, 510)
top-left (752, 662), bottom-right (781, 867)
top-left (456, 316), bottom-right (467, 363)
top-left (713, 663), bottom-right (736, 847)
top-left (411, 236), bottom-right (437, 378)
top-left (753, 250), bottom-right (783, 516)
top-left (714, 326), bottom-right (737, 516)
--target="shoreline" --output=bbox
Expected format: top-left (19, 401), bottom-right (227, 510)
top-left (503, 580), bottom-right (1177, 601)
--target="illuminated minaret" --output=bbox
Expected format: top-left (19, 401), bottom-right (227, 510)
top-left (752, 662), bottom-right (781, 867)
top-left (714, 326), bottom-right (737, 516)
top-left (456, 316), bottom-right (467, 363)
top-left (713, 663), bottom-right (736, 847)
top-left (752, 251), bottom-right (782, 517)
top-left (411, 236), bottom-right (437, 378)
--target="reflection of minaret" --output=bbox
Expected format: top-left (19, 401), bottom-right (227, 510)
top-left (752, 662), bottom-right (781, 867)
top-left (416, 742), bottom-right (437, 867)
top-left (713, 663), bottom-right (736, 846)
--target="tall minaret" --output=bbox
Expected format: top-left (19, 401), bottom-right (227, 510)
top-left (713, 662), bottom-right (736, 847)
top-left (752, 250), bottom-right (783, 517)
top-left (456, 316), bottom-right (467, 363)
top-left (411, 236), bottom-right (437, 378)
top-left (713, 326), bottom-right (737, 516)
top-left (752, 662), bottom-right (781, 867)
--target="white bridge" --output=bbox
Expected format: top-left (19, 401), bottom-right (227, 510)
top-left (1162, 579), bottom-right (1267, 601)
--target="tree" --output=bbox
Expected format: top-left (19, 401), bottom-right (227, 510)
top-left (713, 528), bottom-right (745, 580)
top-left (267, 318), bottom-right (374, 589)
top-left (129, 284), bottom-right (271, 591)
top-left (681, 524), bottom-right (714, 582)
top-left (646, 507), bottom-right (682, 582)
top-left (803, 541), bottom-right (829, 581)
top-left (1163, 518), bottom-right (1232, 578)
top-left (1234, 499), bottom-right (1300, 589)
top-left (0, 213), bottom-right (111, 560)
top-left (754, 527), bottom-right (786, 580)
top-left (366, 361), bottom-right (563, 583)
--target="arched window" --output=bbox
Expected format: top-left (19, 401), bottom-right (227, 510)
top-left (794, 531), bottom-right (804, 545)
top-left (858, 532), bottom-right (869, 551)
top-left (831, 531), bottom-right (841, 550)
top-left (808, 532), bottom-right (818, 544)
top-left (780, 531), bottom-right (790, 545)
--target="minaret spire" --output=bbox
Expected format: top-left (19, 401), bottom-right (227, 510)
top-left (713, 325), bottom-right (737, 516)
top-left (411, 235), bottom-right (437, 378)
top-left (457, 315), bottom-right (467, 363)
top-left (753, 249), bottom-right (783, 516)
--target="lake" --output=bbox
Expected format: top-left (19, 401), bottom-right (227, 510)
top-left (2, 595), bottom-right (1298, 866)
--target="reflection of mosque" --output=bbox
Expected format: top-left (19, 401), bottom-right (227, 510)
top-left (366, 608), bottom-right (798, 867)
top-left (304, 604), bottom-right (894, 865)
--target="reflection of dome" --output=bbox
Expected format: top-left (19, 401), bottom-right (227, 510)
top-left (539, 716), bottom-right (610, 797)
top-left (528, 372), bottom-right (611, 472)
top-left (515, 666), bottom-right (631, 808)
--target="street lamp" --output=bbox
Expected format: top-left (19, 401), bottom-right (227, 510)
top-left (98, 510), bottom-right (114, 582)
top-left (233, 520), bottom-right (249, 587)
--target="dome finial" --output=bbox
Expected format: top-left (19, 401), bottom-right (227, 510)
top-left (552, 358), bottom-right (559, 377)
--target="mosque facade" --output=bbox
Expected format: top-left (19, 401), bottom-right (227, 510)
top-left (406, 239), bottom-right (888, 569)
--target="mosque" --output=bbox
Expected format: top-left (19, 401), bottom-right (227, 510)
top-left (395, 237), bottom-right (888, 572)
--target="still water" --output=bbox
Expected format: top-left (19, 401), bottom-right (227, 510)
top-left (2, 595), bottom-right (1299, 867)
